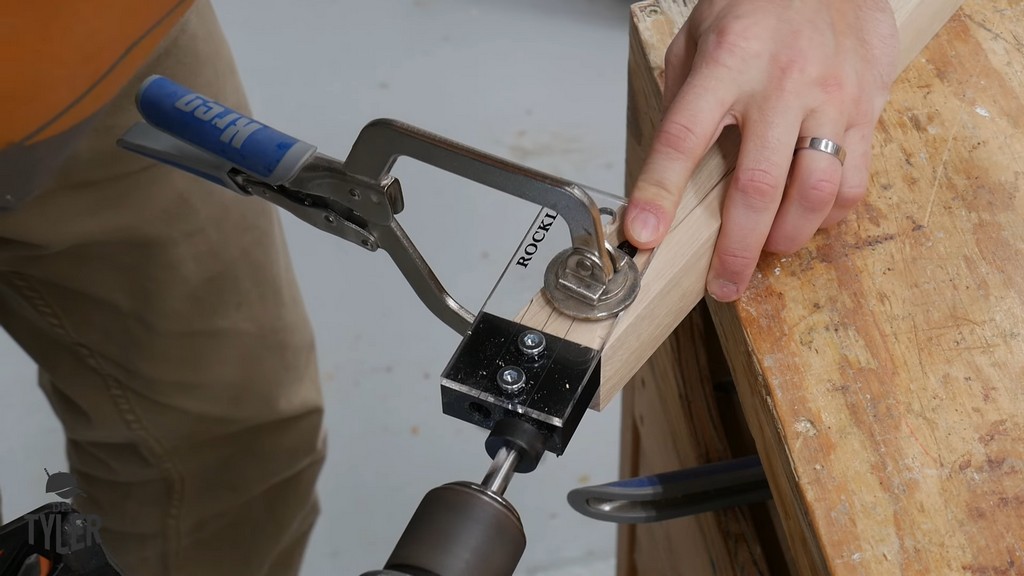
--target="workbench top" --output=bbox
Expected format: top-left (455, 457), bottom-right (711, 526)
top-left (708, 0), bottom-right (1024, 572)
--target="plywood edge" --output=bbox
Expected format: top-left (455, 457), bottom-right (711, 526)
top-left (707, 298), bottom-right (828, 574)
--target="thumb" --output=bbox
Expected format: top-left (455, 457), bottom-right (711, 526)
top-left (625, 76), bottom-right (731, 249)
top-left (624, 195), bottom-right (671, 249)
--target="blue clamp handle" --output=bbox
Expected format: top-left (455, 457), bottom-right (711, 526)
top-left (134, 75), bottom-right (316, 185)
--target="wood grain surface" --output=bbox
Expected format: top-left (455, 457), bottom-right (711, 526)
top-left (705, 0), bottom-right (1024, 573)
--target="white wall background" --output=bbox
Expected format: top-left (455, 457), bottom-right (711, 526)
top-left (0, 1), bottom-right (634, 574)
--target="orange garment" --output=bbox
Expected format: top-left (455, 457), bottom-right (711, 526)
top-left (1, 1), bottom-right (195, 148)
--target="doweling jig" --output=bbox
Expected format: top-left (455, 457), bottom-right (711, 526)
top-left (0, 75), bottom-right (772, 576)
top-left (115, 74), bottom-right (643, 576)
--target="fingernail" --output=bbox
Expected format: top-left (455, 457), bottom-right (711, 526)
top-left (627, 208), bottom-right (661, 245)
top-left (708, 278), bottom-right (739, 302)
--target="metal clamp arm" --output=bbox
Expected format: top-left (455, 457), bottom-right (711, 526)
top-left (344, 119), bottom-right (618, 279)
top-left (342, 119), bottom-right (641, 321)
top-left (234, 166), bottom-right (475, 335)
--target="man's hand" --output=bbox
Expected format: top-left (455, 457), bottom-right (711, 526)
top-left (623, 0), bottom-right (899, 302)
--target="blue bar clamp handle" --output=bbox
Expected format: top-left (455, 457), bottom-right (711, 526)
top-left (118, 75), bottom-right (317, 190)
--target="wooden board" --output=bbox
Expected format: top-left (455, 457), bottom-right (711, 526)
top-left (706, 0), bottom-right (1024, 573)
top-left (509, 0), bottom-right (964, 410)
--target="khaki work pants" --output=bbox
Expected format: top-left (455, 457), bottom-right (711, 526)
top-left (0, 2), bottom-right (326, 575)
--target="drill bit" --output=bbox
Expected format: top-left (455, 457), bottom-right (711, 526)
top-left (481, 446), bottom-right (520, 496)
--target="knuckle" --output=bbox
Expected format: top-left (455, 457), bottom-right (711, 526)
top-left (701, 24), bottom-right (753, 69)
top-left (654, 117), bottom-right (704, 160)
top-left (715, 244), bottom-right (759, 277)
top-left (635, 175), bottom-right (679, 206)
top-left (734, 165), bottom-right (785, 208)
top-left (797, 175), bottom-right (841, 212)
top-left (775, 59), bottom-right (842, 101)
top-left (773, 55), bottom-right (805, 87)
top-left (818, 74), bottom-right (846, 100)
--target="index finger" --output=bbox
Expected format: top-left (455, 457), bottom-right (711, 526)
top-left (625, 72), bottom-right (737, 248)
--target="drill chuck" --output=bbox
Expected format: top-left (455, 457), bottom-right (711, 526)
top-left (380, 481), bottom-right (525, 576)
top-left (363, 420), bottom-right (547, 576)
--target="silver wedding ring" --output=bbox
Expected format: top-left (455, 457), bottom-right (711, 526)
top-left (795, 136), bottom-right (846, 166)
